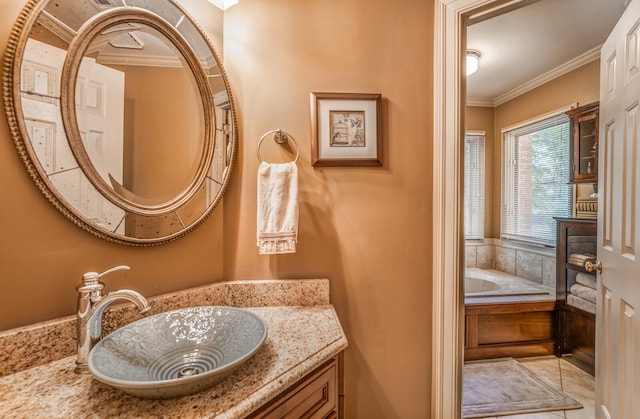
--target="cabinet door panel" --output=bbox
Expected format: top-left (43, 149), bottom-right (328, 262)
top-left (251, 357), bottom-right (339, 419)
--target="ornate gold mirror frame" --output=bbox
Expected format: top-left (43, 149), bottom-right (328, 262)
top-left (3, 0), bottom-right (237, 246)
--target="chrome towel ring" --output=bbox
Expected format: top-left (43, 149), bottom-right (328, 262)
top-left (257, 129), bottom-right (300, 164)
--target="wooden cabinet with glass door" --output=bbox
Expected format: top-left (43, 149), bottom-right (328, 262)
top-left (565, 102), bottom-right (599, 183)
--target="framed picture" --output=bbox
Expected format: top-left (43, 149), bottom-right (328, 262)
top-left (310, 92), bottom-right (382, 167)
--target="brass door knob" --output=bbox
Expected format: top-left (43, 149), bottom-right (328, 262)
top-left (585, 260), bottom-right (602, 273)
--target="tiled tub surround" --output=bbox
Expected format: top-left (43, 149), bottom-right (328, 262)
top-left (466, 239), bottom-right (556, 288)
top-left (0, 279), bottom-right (348, 418)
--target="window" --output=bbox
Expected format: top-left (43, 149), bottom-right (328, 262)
top-left (464, 132), bottom-right (485, 239)
top-left (501, 113), bottom-right (571, 246)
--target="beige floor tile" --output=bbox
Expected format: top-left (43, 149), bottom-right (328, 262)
top-left (558, 358), bottom-right (595, 419)
top-left (565, 406), bottom-right (594, 419)
top-left (559, 359), bottom-right (595, 405)
top-left (564, 399), bottom-right (594, 418)
top-left (512, 356), bottom-right (594, 419)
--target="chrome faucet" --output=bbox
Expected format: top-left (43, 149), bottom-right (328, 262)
top-left (75, 265), bottom-right (150, 374)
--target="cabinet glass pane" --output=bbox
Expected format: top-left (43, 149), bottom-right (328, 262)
top-left (578, 119), bottom-right (597, 175)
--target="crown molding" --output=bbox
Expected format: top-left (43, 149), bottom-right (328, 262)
top-left (466, 97), bottom-right (494, 107)
top-left (97, 53), bottom-right (183, 68)
top-left (493, 45), bottom-right (601, 106)
top-left (38, 11), bottom-right (75, 43)
top-left (467, 45), bottom-right (602, 108)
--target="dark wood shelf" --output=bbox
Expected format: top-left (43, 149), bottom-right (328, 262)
top-left (555, 217), bottom-right (596, 375)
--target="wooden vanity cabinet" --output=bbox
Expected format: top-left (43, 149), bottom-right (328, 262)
top-left (565, 102), bottom-right (599, 184)
top-left (250, 353), bottom-right (344, 419)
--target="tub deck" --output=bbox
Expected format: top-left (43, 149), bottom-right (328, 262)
top-left (465, 268), bottom-right (555, 301)
top-left (464, 269), bottom-right (556, 361)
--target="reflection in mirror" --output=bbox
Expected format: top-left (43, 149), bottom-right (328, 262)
top-left (21, 36), bottom-right (128, 234)
top-left (75, 23), bottom-right (205, 207)
top-left (5, 0), bottom-right (236, 245)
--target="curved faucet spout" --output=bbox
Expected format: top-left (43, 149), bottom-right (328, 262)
top-left (75, 267), bottom-right (150, 374)
top-left (88, 290), bottom-right (151, 341)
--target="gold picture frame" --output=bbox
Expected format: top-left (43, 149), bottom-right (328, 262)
top-left (310, 92), bottom-right (382, 167)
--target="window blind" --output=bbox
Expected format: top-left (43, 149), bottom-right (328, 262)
top-left (464, 133), bottom-right (485, 240)
top-left (501, 113), bottom-right (571, 246)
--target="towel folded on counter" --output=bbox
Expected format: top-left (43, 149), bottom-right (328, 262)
top-left (576, 272), bottom-right (597, 290)
top-left (570, 283), bottom-right (597, 304)
top-left (567, 294), bottom-right (596, 315)
top-left (256, 161), bottom-right (298, 255)
top-left (568, 253), bottom-right (596, 267)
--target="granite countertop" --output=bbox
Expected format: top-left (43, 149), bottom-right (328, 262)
top-left (0, 280), bottom-right (348, 418)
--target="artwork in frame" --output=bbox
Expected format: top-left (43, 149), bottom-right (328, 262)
top-left (310, 92), bottom-right (382, 167)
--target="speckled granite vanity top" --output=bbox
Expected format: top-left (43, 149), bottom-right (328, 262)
top-left (0, 279), bottom-right (347, 418)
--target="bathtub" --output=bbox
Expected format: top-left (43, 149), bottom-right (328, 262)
top-left (464, 268), bottom-right (556, 360)
top-left (464, 268), bottom-right (553, 298)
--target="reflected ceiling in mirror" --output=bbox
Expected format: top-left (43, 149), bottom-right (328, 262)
top-left (3, 0), bottom-right (236, 245)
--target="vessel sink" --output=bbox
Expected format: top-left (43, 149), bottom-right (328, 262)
top-left (88, 306), bottom-right (267, 399)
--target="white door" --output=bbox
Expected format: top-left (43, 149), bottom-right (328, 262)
top-left (597, 0), bottom-right (640, 417)
top-left (75, 56), bottom-right (125, 187)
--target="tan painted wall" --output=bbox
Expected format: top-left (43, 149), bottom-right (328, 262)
top-left (0, 0), bottom-right (434, 417)
top-left (221, 0), bottom-right (433, 417)
top-left (115, 65), bottom-right (205, 237)
top-left (0, 0), bottom-right (597, 414)
top-left (119, 66), bottom-right (202, 202)
top-left (0, 0), bottom-right (225, 330)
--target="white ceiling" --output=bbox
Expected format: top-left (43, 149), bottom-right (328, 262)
top-left (467, 0), bottom-right (627, 106)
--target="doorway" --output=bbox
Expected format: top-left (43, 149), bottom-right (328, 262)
top-left (432, 0), bottom-right (622, 417)
top-left (432, 1), bottom-right (522, 416)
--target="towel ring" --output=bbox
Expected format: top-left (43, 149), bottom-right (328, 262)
top-left (257, 129), bottom-right (300, 164)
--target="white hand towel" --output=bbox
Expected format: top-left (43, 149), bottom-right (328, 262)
top-left (257, 161), bottom-right (298, 254)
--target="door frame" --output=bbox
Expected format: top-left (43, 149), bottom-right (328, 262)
top-left (432, 0), bottom-right (529, 417)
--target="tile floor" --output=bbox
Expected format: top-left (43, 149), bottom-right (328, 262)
top-left (468, 355), bottom-right (595, 419)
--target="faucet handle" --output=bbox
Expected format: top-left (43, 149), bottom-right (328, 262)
top-left (82, 265), bottom-right (131, 286)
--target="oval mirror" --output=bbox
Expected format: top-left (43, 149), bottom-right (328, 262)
top-left (3, 0), bottom-right (236, 245)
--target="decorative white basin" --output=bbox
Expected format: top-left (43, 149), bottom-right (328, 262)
top-left (88, 306), bottom-right (267, 399)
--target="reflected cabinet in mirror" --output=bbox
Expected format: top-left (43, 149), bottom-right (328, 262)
top-left (3, 0), bottom-right (236, 245)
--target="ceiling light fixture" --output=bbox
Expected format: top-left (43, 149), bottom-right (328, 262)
top-left (207, 0), bottom-right (239, 10)
top-left (466, 50), bottom-right (481, 76)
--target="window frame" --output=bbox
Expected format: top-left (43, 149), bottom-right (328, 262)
top-left (500, 107), bottom-right (574, 247)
